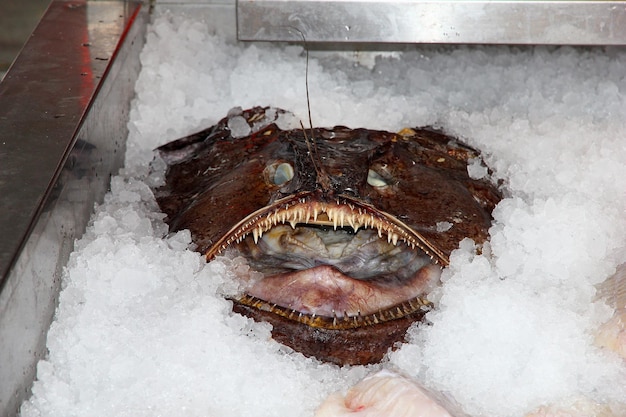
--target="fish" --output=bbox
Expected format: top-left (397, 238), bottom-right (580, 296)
top-left (315, 370), bottom-right (469, 417)
top-left (154, 106), bottom-right (502, 365)
top-left (315, 369), bottom-right (625, 417)
top-left (524, 399), bottom-right (626, 417)
top-left (595, 262), bottom-right (626, 360)
top-left (516, 264), bottom-right (626, 417)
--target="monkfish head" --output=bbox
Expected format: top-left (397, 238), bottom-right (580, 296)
top-left (155, 106), bottom-right (501, 365)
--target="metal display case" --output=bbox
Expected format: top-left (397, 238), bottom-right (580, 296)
top-left (1, 1), bottom-right (625, 416)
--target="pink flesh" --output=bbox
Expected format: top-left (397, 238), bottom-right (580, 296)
top-left (246, 263), bottom-right (442, 317)
top-left (315, 370), bottom-right (461, 417)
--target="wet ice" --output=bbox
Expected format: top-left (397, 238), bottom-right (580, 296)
top-left (20, 10), bottom-right (626, 417)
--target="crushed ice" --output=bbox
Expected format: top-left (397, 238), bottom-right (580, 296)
top-left (21, 10), bottom-right (626, 417)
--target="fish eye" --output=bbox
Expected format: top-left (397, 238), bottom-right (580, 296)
top-left (367, 169), bottom-right (388, 187)
top-left (274, 162), bottom-right (294, 185)
top-left (267, 162), bottom-right (294, 186)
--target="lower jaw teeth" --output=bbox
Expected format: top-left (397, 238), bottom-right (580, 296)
top-left (235, 294), bottom-right (433, 330)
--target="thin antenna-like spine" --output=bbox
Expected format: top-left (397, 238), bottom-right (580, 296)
top-left (302, 30), bottom-right (313, 135)
top-left (287, 26), bottom-right (333, 192)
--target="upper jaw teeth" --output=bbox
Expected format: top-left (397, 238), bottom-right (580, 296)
top-left (236, 201), bottom-right (415, 250)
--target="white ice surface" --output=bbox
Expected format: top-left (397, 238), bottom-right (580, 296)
top-left (21, 11), bottom-right (626, 417)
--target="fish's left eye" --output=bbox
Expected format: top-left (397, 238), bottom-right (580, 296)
top-left (367, 169), bottom-right (388, 187)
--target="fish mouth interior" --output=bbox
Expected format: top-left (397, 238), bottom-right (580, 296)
top-left (211, 198), bottom-right (442, 329)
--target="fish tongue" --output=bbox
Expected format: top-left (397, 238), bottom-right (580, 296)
top-left (246, 265), bottom-right (364, 318)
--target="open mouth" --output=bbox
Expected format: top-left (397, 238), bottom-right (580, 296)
top-left (210, 194), bottom-right (443, 330)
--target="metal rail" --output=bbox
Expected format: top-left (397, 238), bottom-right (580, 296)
top-left (238, 0), bottom-right (626, 45)
top-left (0, 2), bottom-right (147, 416)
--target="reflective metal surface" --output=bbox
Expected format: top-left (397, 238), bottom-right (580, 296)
top-left (0, 1), bottom-right (147, 416)
top-left (238, 0), bottom-right (626, 45)
top-left (1, 0), bottom-right (624, 415)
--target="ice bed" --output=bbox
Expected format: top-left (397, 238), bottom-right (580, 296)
top-left (1, 1), bottom-right (626, 416)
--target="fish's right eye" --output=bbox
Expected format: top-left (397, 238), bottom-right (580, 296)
top-left (265, 162), bottom-right (295, 186)
top-left (274, 163), bottom-right (294, 185)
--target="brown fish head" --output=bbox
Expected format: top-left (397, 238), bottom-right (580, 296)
top-left (155, 106), bottom-right (502, 365)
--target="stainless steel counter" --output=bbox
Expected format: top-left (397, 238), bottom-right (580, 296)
top-left (1, 0), bottom-right (625, 416)
top-left (238, 0), bottom-right (626, 45)
top-left (0, 2), bottom-right (147, 416)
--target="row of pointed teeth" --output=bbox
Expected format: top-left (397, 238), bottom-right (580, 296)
top-left (235, 294), bottom-right (432, 330)
top-left (231, 202), bottom-right (418, 248)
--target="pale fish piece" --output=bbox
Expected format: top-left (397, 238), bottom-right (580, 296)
top-left (524, 399), bottom-right (626, 417)
top-left (314, 370), bottom-right (467, 417)
top-left (595, 263), bottom-right (626, 359)
top-left (521, 263), bottom-right (626, 417)
top-left (595, 308), bottom-right (626, 359)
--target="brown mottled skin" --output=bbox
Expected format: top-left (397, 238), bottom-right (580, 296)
top-left (155, 106), bottom-right (502, 365)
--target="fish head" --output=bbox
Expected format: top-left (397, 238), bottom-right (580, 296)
top-left (155, 106), bottom-right (501, 365)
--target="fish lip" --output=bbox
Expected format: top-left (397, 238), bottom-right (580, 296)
top-left (205, 192), bottom-right (450, 266)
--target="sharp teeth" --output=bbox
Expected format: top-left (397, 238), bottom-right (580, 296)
top-left (288, 212), bottom-right (297, 228)
top-left (237, 202), bottom-right (416, 251)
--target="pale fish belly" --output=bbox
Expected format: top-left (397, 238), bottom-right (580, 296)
top-left (519, 263), bottom-right (626, 417)
top-left (524, 400), bottom-right (626, 417)
top-left (314, 370), bottom-right (467, 417)
top-left (595, 262), bottom-right (626, 360)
